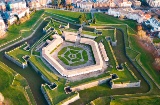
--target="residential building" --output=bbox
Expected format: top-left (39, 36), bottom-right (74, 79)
top-left (7, 0), bottom-right (27, 11)
top-left (146, 0), bottom-right (160, 7)
top-left (26, 0), bottom-right (51, 8)
top-left (108, 0), bottom-right (116, 7)
top-left (0, 1), bottom-right (6, 12)
top-left (26, 0), bottom-right (40, 8)
top-left (39, 0), bottom-right (48, 6)
top-left (93, 2), bottom-right (108, 9)
top-left (114, 0), bottom-right (132, 7)
top-left (76, 1), bottom-right (93, 11)
top-left (149, 17), bottom-right (160, 32)
top-left (3, 11), bottom-right (16, 25)
top-left (0, 16), bottom-right (6, 37)
top-left (66, 0), bottom-right (72, 5)
top-left (14, 8), bottom-right (29, 18)
top-left (129, 0), bottom-right (141, 7)
top-left (108, 8), bottom-right (151, 23)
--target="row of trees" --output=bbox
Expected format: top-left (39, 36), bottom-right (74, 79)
top-left (14, 13), bottom-right (30, 25)
top-left (51, 0), bottom-right (68, 7)
top-left (51, 0), bottom-right (74, 9)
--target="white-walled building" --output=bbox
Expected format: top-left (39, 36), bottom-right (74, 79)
top-left (129, 0), bottom-right (141, 7)
top-left (76, 2), bottom-right (93, 10)
top-left (42, 33), bottom-right (104, 77)
top-left (99, 43), bottom-right (109, 62)
top-left (0, 1), bottom-right (6, 11)
top-left (7, 15), bottom-right (16, 25)
top-left (0, 16), bottom-right (6, 37)
top-left (149, 17), bottom-right (160, 32)
top-left (114, 0), bottom-right (132, 7)
top-left (146, 0), bottom-right (160, 7)
top-left (15, 8), bottom-right (29, 19)
top-left (108, 8), bottom-right (151, 23)
top-left (26, 0), bottom-right (51, 8)
top-left (5, 7), bottom-right (29, 25)
top-left (8, 0), bottom-right (27, 11)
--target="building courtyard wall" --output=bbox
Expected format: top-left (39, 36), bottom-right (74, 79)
top-left (42, 33), bottom-right (104, 78)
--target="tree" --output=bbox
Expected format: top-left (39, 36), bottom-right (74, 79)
top-left (79, 17), bottom-right (83, 24)
top-left (57, 0), bottom-right (61, 7)
top-left (59, 4), bottom-right (63, 9)
top-left (138, 30), bottom-right (146, 39)
top-left (82, 14), bottom-right (86, 20)
top-left (52, 0), bottom-right (55, 5)
top-left (6, 20), bottom-right (11, 26)
top-left (49, 35), bottom-right (53, 40)
top-left (137, 24), bottom-right (142, 31)
top-left (14, 15), bottom-right (21, 25)
top-left (78, 14), bottom-right (87, 24)
top-left (25, 12), bottom-right (30, 19)
top-left (66, 5), bottom-right (69, 10)
top-left (67, 4), bottom-right (73, 10)
top-left (119, 15), bottom-right (124, 19)
top-left (92, 18), bottom-right (96, 24)
top-left (61, 0), bottom-right (65, 5)
top-left (70, 6), bottom-right (74, 10)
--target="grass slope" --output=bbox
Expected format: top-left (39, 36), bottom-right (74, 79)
top-left (0, 62), bottom-right (36, 105)
top-left (45, 9), bottom-right (91, 22)
top-left (0, 10), bottom-right (44, 45)
top-left (29, 56), bottom-right (58, 82)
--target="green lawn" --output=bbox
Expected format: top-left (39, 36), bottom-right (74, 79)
top-left (6, 43), bottom-right (30, 64)
top-left (58, 46), bottom-right (88, 66)
top-left (153, 38), bottom-right (160, 43)
top-left (102, 29), bottom-right (114, 36)
top-left (0, 62), bottom-right (36, 105)
top-left (29, 56), bottom-right (58, 83)
top-left (110, 96), bottom-right (160, 105)
top-left (45, 9), bottom-right (91, 23)
top-left (95, 36), bottom-right (138, 83)
top-left (111, 63), bottom-right (138, 83)
top-left (41, 79), bottom-right (74, 105)
top-left (94, 13), bottom-right (137, 31)
top-left (129, 35), bottom-right (160, 85)
top-left (91, 96), bottom-right (111, 105)
top-left (126, 48), bottom-right (139, 60)
top-left (96, 29), bottom-right (116, 41)
top-left (64, 26), bottom-right (96, 36)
